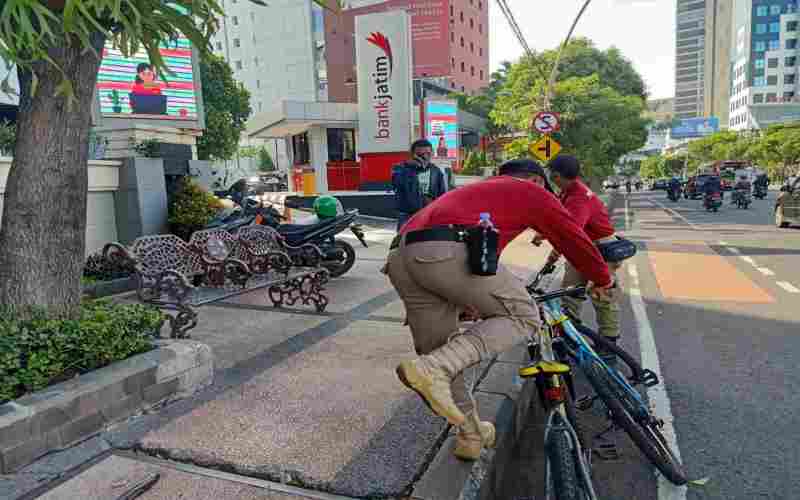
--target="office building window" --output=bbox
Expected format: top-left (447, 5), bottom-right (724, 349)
top-left (451, 81), bottom-right (455, 88)
top-left (235, 60), bottom-right (242, 70)
top-left (754, 68), bottom-right (765, 77)
top-left (768, 75), bottom-right (778, 85)
top-left (771, 4), bottom-right (782, 15)
top-left (753, 93), bottom-right (764, 103)
top-left (786, 74), bottom-right (796, 84)
top-left (327, 129), bottom-right (356, 162)
top-left (755, 40), bottom-right (766, 51)
top-left (755, 76), bottom-right (767, 86)
top-left (232, 16), bottom-right (238, 26)
top-left (769, 39), bottom-right (781, 50)
top-left (769, 57), bottom-right (779, 68)
top-left (755, 59), bottom-right (765, 69)
top-left (470, 18), bottom-right (474, 29)
top-left (451, 32), bottom-right (455, 42)
top-left (461, 86), bottom-right (465, 92)
top-left (450, 4), bottom-right (453, 16)
top-left (215, 41), bottom-right (223, 51)
top-left (479, 1), bottom-right (482, 9)
top-left (460, 37), bottom-right (464, 47)
top-left (470, 42), bottom-right (474, 52)
top-left (471, 65), bottom-right (475, 76)
top-left (756, 5), bottom-right (768, 16)
top-left (788, 38), bottom-right (798, 49)
top-left (252, 34), bottom-right (258, 44)
top-left (787, 56), bottom-right (797, 66)
top-left (756, 23), bottom-right (767, 34)
top-left (292, 133), bottom-right (310, 165)
top-left (470, 0), bottom-right (473, 5)
top-left (767, 92), bottom-right (778, 102)
top-left (452, 57), bottom-right (455, 68)
top-left (789, 21), bottom-right (799, 31)
top-left (770, 22), bottom-right (780, 33)
top-left (233, 38), bottom-right (240, 47)
top-left (461, 61), bottom-right (465, 72)
top-left (251, 12), bottom-right (256, 22)
top-left (254, 56), bottom-right (260, 66)
top-left (785, 91), bottom-right (796, 100)
top-left (479, 23), bottom-right (483, 33)
top-left (479, 47), bottom-right (483, 56)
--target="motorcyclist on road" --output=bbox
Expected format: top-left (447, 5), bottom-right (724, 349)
top-left (703, 175), bottom-right (722, 206)
top-left (668, 177), bottom-right (682, 199)
top-left (625, 180), bottom-right (632, 194)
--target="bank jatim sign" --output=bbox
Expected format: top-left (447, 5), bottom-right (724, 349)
top-left (356, 10), bottom-right (413, 154)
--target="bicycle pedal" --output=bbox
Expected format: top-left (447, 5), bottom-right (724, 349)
top-left (576, 395), bottom-right (596, 411)
top-left (636, 368), bottom-right (660, 387)
top-left (593, 442), bottom-right (621, 461)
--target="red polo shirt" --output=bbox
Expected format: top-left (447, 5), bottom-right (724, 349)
top-left (401, 177), bottom-right (612, 286)
top-left (558, 180), bottom-right (615, 241)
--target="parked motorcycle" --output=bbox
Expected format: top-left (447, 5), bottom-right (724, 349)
top-left (754, 184), bottom-right (768, 200)
top-left (258, 202), bottom-right (368, 278)
top-left (732, 189), bottom-right (752, 209)
top-left (204, 197), bottom-right (263, 233)
top-left (704, 192), bottom-right (723, 212)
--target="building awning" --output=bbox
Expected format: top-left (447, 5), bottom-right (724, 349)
top-left (247, 100), bottom-right (358, 139)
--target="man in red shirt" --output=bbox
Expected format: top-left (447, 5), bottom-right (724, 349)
top-left (384, 159), bottom-right (613, 461)
top-left (545, 155), bottom-right (622, 347)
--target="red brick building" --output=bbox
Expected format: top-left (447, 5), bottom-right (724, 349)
top-left (324, 0), bottom-right (489, 103)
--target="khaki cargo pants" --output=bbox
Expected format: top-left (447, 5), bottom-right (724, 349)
top-left (562, 253), bottom-right (621, 339)
top-left (384, 239), bottom-right (541, 416)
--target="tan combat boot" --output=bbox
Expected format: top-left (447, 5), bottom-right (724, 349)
top-left (453, 410), bottom-right (496, 461)
top-left (396, 335), bottom-right (483, 426)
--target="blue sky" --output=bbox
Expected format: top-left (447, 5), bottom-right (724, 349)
top-left (490, 0), bottom-right (676, 99)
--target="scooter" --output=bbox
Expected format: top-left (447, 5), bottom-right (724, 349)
top-left (204, 197), bottom-right (263, 233)
top-left (704, 192), bottom-right (722, 212)
top-left (733, 189), bottom-right (751, 209)
top-left (667, 187), bottom-right (681, 202)
top-left (754, 184), bottom-right (768, 200)
top-left (259, 204), bottom-right (368, 278)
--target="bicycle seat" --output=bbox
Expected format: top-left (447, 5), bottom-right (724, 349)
top-left (519, 360), bottom-right (571, 378)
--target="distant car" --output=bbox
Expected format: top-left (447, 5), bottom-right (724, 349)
top-left (651, 179), bottom-right (669, 190)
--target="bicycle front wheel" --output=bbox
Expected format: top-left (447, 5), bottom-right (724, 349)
top-left (583, 360), bottom-right (687, 485)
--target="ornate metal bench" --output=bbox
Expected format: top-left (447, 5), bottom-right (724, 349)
top-left (103, 233), bottom-right (329, 339)
top-left (190, 227), bottom-right (292, 276)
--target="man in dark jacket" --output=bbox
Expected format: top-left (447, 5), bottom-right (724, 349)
top-left (392, 139), bottom-right (447, 230)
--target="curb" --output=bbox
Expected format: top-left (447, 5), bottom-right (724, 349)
top-left (82, 276), bottom-right (136, 298)
top-left (0, 340), bottom-right (213, 474)
top-left (408, 347), bottom-right (534, 500)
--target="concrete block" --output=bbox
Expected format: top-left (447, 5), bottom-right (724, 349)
top-left (177, 362), bottom-right (214, 395)
top-left (0, 403), bottom-right (33, 450)
top-left (142, 378), bottom-right (180, 406)
top-left (59, 413), bottom-right (106, 447)
top-left (99, 392), bottom-right (144, 423)
top-left (0, 429), bottom-right (62, 473)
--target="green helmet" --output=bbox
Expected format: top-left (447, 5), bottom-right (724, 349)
top-left (313, 195), bottom-right (341, 218)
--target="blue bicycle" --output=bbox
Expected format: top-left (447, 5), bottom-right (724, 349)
top-left (522, 264), bottom-right (687, 492)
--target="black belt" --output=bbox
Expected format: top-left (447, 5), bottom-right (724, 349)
top-left (390, 226), bottom-right (467, 250)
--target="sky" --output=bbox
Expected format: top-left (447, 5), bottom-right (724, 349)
top-left (489, 0), bottom-right (676, 99)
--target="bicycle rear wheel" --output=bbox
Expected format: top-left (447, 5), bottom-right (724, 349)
top-left (583, 360), bottom-right (687, 485)
top-left (546, 413), bottom-right (594, 500)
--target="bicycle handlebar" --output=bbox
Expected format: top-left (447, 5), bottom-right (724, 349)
top-left (534, 286), bottom-right (587, 303)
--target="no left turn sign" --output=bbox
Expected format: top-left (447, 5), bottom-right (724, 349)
top-left (533, 112), bottom-right (560, 134)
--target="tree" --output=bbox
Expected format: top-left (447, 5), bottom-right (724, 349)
top-left (747, 125), bottom-right (800, 180)
top-left (196, 54), bottom-right (252, 161)
top-left (0, 0), bottom-right (336, 316)
top-left (639, 155), bottom-right (666, 180)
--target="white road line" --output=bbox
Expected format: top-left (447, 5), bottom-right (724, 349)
top-left (757, 267), bottom-right (776, 276)
top-left (718, 240), bottom-right (728, 246)
top-left (627, 261), bottom-right (688, 500)
top-left (625, 196), bottom-right (631, 230)
top-left (651, 198), bottom-right (700, 230)
top-left (777, 281), bottom-right (800, 293)
top-left (739, 255), bottom-right (756, 265)
top-left (727, 247), bottom-right (741, 254)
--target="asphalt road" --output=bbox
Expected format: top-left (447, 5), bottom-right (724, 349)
top-left (503, 188), bottom-right (800, 500)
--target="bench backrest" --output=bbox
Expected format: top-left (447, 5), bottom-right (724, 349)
top-left (188, 228), bottom-right (241, 258)
top-left (236, 226), bottom-right (286, 254)
top-left (128, 234), bottom-right (206, 277)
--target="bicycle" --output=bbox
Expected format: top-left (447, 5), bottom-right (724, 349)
top-left (520, 263), bottom-right (688, 494)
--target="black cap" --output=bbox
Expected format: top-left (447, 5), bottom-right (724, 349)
top-left (548, 155), bottom-right (581, 180)
top-left (498, 159), bottom-right (554, 192)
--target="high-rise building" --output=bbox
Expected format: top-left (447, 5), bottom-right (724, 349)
top-left (675, 0), bottom-right (708, 119)
top-left (729, 0), bottom-right (800, 130)
top-left (705, 0), bottom-right (733, 126)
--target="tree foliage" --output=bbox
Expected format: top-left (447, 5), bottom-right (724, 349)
top-left (197, 54), bottom-right (252, 161)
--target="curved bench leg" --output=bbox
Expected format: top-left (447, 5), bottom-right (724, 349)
top-left (267, 270), bottom-right (329, 312)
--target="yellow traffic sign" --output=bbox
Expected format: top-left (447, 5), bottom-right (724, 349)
top-left (530, 136), bottom-right (561, 162)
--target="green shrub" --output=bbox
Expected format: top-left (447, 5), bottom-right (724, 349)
top-left (168, 177), bottom-right (223, 240)
top-left (0, 301), bottom-right (164, 404)
top-left (461, 150), bottom-right (487, 176)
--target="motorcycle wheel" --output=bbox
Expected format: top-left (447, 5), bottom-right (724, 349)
top-left (324, 239), bottom-right (356, 278)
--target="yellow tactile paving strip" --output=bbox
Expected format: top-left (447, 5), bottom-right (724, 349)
top-left (648, 243), bottom-right (774, 303)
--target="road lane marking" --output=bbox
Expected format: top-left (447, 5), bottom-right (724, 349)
top-left (757, 267), bottom-right (776, 276)
top-left (627, 261), bottom-right (688, 500)
top-left (727, 247), bottom-right (741, 254)
top-left (651, 198), bottom-right (700, 230)
top-left (739, 256), bottom-right (756, 265)
top-left (647, 247), bottom-right (774, 303)
top-left (777, 281), bottom-right (800, 293)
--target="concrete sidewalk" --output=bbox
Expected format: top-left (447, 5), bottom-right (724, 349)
top-left (5, 226), bottom-right (552, 500)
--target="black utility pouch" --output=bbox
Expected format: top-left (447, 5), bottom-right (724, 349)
top-left (597, 236), bottom-right (637, 263)
top-left (465, 226), bottom-right (500, 276)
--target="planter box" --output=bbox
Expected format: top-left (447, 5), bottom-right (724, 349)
top-left (0, 340), bottom-right (213, 473)
top-left (82, 276), bottom-right (136, 298)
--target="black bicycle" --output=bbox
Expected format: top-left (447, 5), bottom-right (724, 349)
top-left (521, 264), bottom-right (687, 491)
